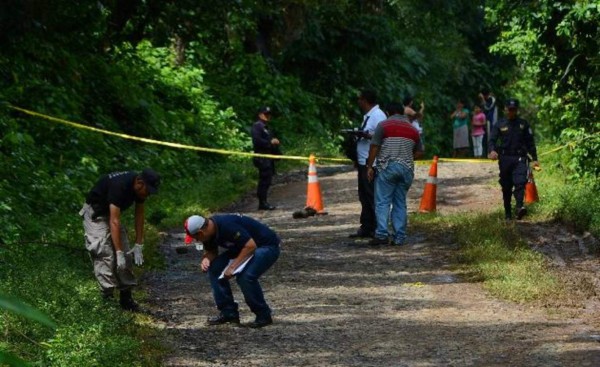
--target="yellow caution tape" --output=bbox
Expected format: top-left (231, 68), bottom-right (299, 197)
top-left (537, 132), bottom-right (600, 157)
top-left (8, 105), bottom-right (359, 163)
top-left (7, 105), bottom-right (595, 165)
top-left (8, 105), bottom-right (313, 161)
top-left (415, 160), bottom-right (431, 166)
top-left (437, 157), bottom-right (493, 163)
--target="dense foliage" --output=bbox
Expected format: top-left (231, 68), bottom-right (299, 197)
top-left (486, 0), bottom-right (600, 179)
top-left (0, 0), bottom-right (598, 365)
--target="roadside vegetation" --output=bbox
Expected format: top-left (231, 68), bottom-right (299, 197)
top-left (413, 141), bottom-right (600, 305)
top-left (1, 1), bottom-right (598, 366)
top-left (412, 211), bottom-right (562, 304)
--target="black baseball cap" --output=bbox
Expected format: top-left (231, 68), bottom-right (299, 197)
top-left (505, 98), bottom-right (520, 109)
top-left (140, 168), bottom-right (160, 194)
top-left (258, 106), bottom-right (272, 115)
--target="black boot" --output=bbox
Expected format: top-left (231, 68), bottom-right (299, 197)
top-left (503, 201), bottom-right (512, 220)
top-left (247, 315), bottom-right (273, 328)
top-left (119, 289), bottom-right (140, 312)
top-left (258, 201), bottom-right (276, 210)
top-left (101, 288), bottom-right (115, 300)
top-left (516, 206), bottom-right (527, 220)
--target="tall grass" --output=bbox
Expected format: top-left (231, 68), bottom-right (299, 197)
top-left (533, 150), bottom-right (600, 236)
top-left (454, 214), bottom-right (559, 302)
top-left (409, 143), bottom-right (599, 304)
top-left (411, 213), bottom-right (560, 303)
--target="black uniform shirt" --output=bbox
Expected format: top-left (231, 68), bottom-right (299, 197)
top-left (251, 120), bottom-right (274, 154)
top-left (86, 171), bottom-right (143, 217)
top-left (489, 117), bottom-right (538, 161)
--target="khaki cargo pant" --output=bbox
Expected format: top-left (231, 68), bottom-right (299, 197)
top-left (79, 203), bottom-right (136, 296)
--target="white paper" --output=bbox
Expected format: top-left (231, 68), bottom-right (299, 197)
top-left (218, 255), bottom-right (254, 279)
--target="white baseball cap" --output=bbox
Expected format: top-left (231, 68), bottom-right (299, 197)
top-left (184, 215), bottom-right (206, 244)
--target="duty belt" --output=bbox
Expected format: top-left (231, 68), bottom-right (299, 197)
top-left (500, 149), bottom-right (525, 156)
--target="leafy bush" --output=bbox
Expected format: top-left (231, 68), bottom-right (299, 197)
top-left (559, 128), bottom-right (600, 180)
top-left (487, 1), bottom-right (600, 177)
top-left (535, 159), bottom-right (600, 236)
top-left (0, 242), bottom-right (162, 367)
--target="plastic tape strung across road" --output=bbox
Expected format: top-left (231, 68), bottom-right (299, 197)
top-left (437, 158), bottom-right (493, 163)
top-left (7, 105), bottom-right (350, 162)
top-left (532, 131), bottom-right (599, 157)
top-left (8, 105), bottom-right (588, 164)
top-left (5, 106), bottom-right (493, 166)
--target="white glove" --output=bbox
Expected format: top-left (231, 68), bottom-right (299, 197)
top-left (116, 250), bottom-right (127, 271)
top-left (128, 243), bottom-right (144, 266)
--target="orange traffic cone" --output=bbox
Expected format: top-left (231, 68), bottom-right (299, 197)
top-left (305, 154), bottom-right (327, 214)
top-left (525, 170), bottom-right (539, 204)
top-left (419, 156), bottom-right (438, 213)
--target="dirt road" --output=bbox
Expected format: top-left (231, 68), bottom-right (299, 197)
top-left (145, 161), bottom-right (600, 366)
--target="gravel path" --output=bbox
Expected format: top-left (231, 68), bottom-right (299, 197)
top-left (145, 161), bottom-right (600, 366)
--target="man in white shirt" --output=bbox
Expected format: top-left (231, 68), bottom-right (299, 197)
top-left (350, 90), bottom-right (388, 238)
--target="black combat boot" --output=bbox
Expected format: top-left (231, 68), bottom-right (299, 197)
top-left (101, 288), bottom-right (115, 300)
top-left (516, 206), bottom-right (527, 220)
top-left (119, 289), bottom-right (140, 312)
top-left (247, 315), bottom-right (273, 328)
top-left (504, 202), bottom-right (512, 221)
top-left (258, 201), bottom-right (276, 210)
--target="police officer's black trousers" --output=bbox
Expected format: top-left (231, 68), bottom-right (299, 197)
top-left (357, 164), bottom-right (376, 233)
top-left (498, 155), bottom-right (528, 217)
top-left (254, 158), bottom-right (274, 204)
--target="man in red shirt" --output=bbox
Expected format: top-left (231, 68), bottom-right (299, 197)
top-left (366, 103), bottom-right (423, 246)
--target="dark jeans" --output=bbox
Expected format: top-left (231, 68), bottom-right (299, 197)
top-left (498, 155), bottom-right (528, 215)
top-left (208, 245), bottom-right (280, 319)
top-left (254, 158), bottom-right (274, 203)
top-left (357, 164), bottom-right (376, 233)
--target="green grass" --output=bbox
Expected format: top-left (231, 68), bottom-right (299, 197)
top-left (411, 212), bottom-right (560, 303)
top-left (534, 162), bottom-right (600, 237)
top-left (408, 142), bottom-right (599, 304)
top-left (458, 221), bottom-right (558, 302)
top-left (0, 243), bottom-right (164, 367)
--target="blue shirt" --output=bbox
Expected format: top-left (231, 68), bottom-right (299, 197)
top-left (206, 214), bottom-right (280, 258)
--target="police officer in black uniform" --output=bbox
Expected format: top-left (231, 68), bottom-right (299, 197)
top-left (488, 98), bottom-right (540, 220)
top-left (251, 106), bottom-right (281, 210)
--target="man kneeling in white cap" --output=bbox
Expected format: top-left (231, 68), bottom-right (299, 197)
top-left (184, 213), bottom-right (281, 328)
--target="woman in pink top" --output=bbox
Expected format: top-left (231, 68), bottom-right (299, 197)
top-left (471, 105), bottom-right (486, 158)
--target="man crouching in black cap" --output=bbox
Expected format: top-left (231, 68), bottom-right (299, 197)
top-left (79, 168), bottom-right (160, 311)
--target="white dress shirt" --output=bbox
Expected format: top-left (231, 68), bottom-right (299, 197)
top-left (356, 105), bottom-right (387, 165)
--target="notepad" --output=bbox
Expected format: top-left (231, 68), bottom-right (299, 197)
top-left (218, 256), bottom-right (254, 279)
